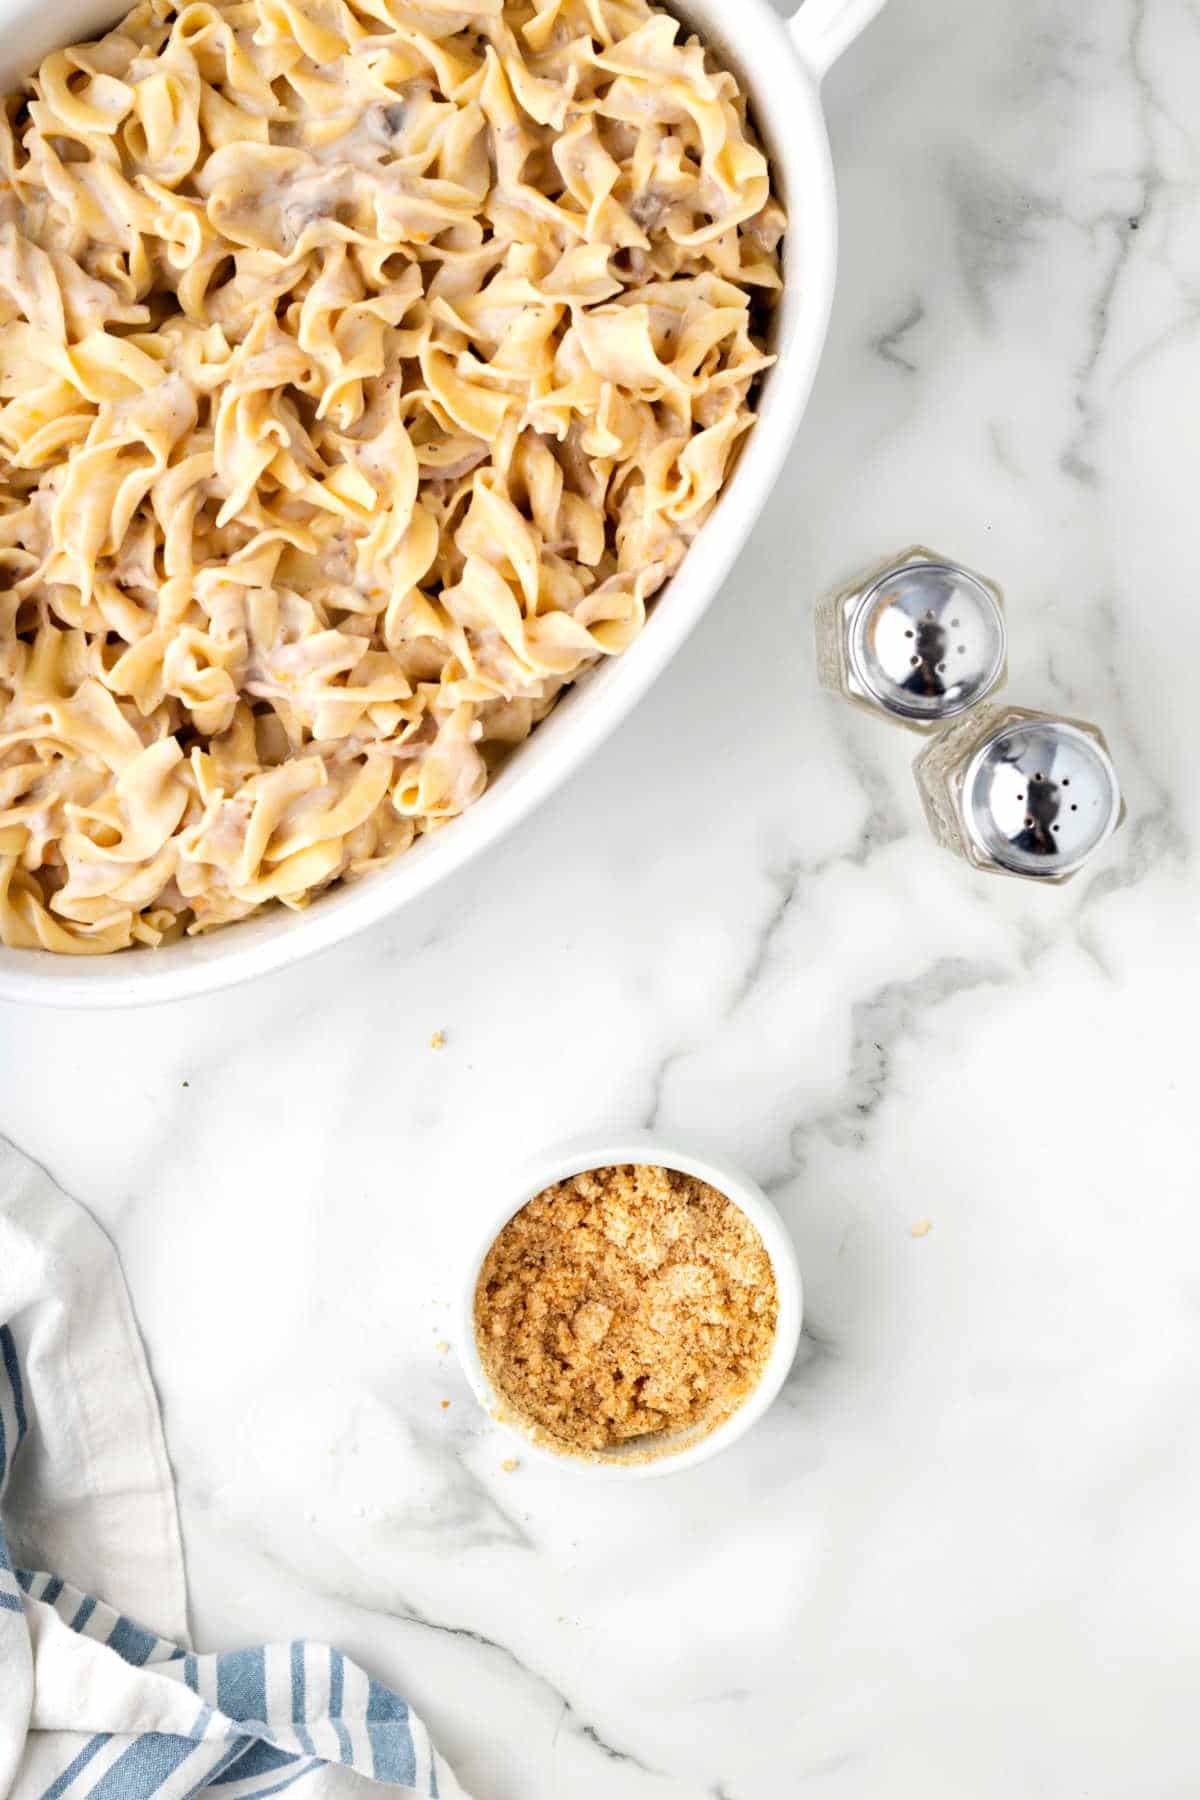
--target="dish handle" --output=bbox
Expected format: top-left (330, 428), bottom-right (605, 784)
top-left (787, 0), bottom-right (886, 81)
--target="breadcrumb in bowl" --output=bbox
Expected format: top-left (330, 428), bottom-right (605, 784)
top-left (457, 1134), bottom-right (802, 1479)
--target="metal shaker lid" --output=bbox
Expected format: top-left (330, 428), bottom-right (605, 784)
top-left (961, 718), bottom-right (1122, 879)
top-left (847, 558), bottom-right (1006, 724)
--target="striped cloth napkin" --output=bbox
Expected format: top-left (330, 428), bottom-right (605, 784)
top-left (0, 1137), bottom-right (469, 1800)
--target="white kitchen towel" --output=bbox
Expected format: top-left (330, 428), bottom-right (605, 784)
top-left (0, 1137), bottom-right (468, 1800)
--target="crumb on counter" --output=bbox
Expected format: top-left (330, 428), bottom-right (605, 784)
top-left (429, 1030), bottom-right (446, 1050)
top-left (474, 1163), bottom-right (778, 1457)
top-left (440, 1399), bottom-right (450, 1409)
top-left (500, 1457), bottom-right (519, 1473)
top-left (911, 1219), bottom-right (932, 1238)
top-left (435, 1340), bottom-right (449, 1354)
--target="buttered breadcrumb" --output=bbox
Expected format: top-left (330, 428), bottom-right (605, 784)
top-left (474, 1164), bottom-right (777, 1457)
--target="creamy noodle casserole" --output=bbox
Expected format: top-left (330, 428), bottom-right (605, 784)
top-left (0, 0), bottom-right (783, 953)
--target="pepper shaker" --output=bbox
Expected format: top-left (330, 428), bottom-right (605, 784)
top-left (815, 546), bottom-right (1007, 730)
top-left (912, 704), bottom-right (1124, 882)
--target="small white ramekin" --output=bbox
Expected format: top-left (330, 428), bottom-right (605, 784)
top-left (456, 1133), bottom-right (802, 1479)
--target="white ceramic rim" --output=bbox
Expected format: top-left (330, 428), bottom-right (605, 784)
top-left (0, 0), bottom-right (886, 1007)
top-left (456, 1133), bottom-right (803, 1479)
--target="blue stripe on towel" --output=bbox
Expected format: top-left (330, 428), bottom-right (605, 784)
top-left (181, 1736), bottom-right (248, 1797)
top-left (1, 1326), bottom-right (27, 1441)
top-left (0, 1590), bottom-right (21, 1612)
top-left (38, 1734), bottom-right (112, 1800)
top-left (87, 1733), bottom-right (197, 1800)
top-left (106, 1615), bottom-right (157, 1667)
top-left (328, 1651), bottom-right (352, 1764)
top-left (366, 1680), bottom-right (415, 1784)
top-left (70, 1596), bottom-right (97, 1633)
top-left (366, 1681), bottom-right (409, 1723)
top-left (289, 1642), bottom-right (314, 1755)
top-left (21, 1622), bottom-right (441, 1794)
top-left (210, 1744), bottom-right (298, 1785)
top-left (216, 1649), bottom-right (267, 1726)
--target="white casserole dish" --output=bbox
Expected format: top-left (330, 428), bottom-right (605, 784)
top-left (0, 0), bottom-right (884, 1006)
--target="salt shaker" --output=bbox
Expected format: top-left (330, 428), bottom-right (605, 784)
top-left (815, 546), bottom-right (1006, 730)
top-left (912, 704), bottom-right (1124, 882)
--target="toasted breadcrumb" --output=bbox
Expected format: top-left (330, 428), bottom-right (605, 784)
top-left (474, 1164), bottom-right (777, 1456)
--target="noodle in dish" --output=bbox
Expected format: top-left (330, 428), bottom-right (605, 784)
top-left (0, 0), bottom-right (783, 953)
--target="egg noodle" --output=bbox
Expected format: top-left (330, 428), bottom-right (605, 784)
top-left (0, 0), bottom-right (783, 953)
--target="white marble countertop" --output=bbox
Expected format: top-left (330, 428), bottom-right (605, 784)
top-left (4, 0), bottom-right (1200, 1793)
